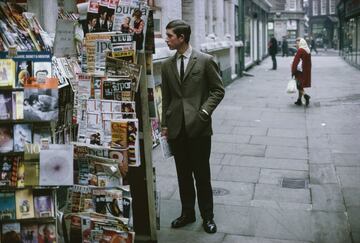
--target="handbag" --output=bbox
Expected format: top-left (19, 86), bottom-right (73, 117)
top-left (286, 79), bottom-right (297, 93)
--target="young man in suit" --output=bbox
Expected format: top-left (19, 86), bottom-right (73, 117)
top-left (161, 20), bottom-right (225, 234)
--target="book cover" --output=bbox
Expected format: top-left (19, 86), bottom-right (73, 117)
top-left (15, 60), bottom-right (32, 88)
top-left (38, 223), bottom-right (56, 243)
top-left (13, 124), bottom-right (32, 152)
top-left (0, 192), bottom-right (16, 220)
top-left (0, 125), bottom-right (13, 153)
top-left (0, 90), bottom-right (12, 120)
top-left (24, 78), bottom-right (59, 121)
top-left (15, 189), bottom-right (35, 219)
top-left (69, 215), bottom-right (82, 243)
top-left (2, 222), bottom-right (21, 242)
top-left (111, 121), bottom-right (128, 148)
top-left (32, 125), bottom-right (52, 145)
top-left (34, 195), bottom-right (54, 218)
top-left (39, 144), bottom-right (74, 186)
top-left (24, 143), bottom-right (40, 187)
top-left (0, 59), bottom-right (15, 87)
top-left (12, 91), bottom-right (24, 120)
top-left (0, 155), bottom-right (19, 186)
top-left (17, 160), bottom-right (25, 187)
top-left (33, 62), bottom-right (52, 84)
top-left (21, 224), bottom-right (39, 243)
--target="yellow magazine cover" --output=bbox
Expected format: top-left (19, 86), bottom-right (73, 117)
top-left (15, 189), bottom-right (35, 219)
top-left (0, 59), bottom-right (15, 87)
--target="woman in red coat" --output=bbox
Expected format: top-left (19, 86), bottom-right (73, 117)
top-left (291, 38), bottom-right (312, 106)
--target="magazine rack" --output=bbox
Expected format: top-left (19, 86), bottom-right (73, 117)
top-left (0, 50), bottom-right (59, 242)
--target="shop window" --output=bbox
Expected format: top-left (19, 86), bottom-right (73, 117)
top-left (313, 0), bottom-right (318, 16)
top-left (289, 0), bottom-right (296, 11)
top-left (357, 17), bottom-right (360, 65)
top-left (321, 0), bottom-right (327, 15)
top-left (329, 0), bottom-right (336, 14)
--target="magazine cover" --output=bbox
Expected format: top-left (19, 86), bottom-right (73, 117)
top-left (100, 228), bottom-right (133, 243)
top-left (39, 144), bottom-right (74, 186)
top-left (12, 90), bottom-right (24, 120)
top-left (38, 223), bottom-right (56, 243)
top-left (33, 62), bottom-right (52, 83)
top-left (24, 78), bottom-right (59, 121)
top-left (0, 155), bottom-right (19, 186)
top-left (2, 222), bottom-right (21, 242)
top-left (92, 188), bottom-right (123, 218)
top-left (69, 215), bottom-right (82, 243)
top-left (24, 143), bottom-right (40, 187)
top-left (34, 195), bottom-right (54, 218)
top-left (15, 189), bottom-right (35, 219)
top-left (102, 78), bottom-right (133, 101)
top-left (126, 119), bottom-right (140, 166)
top-left (113, 3), bottom-right (149, 50)
top-left (0, 59), bottom-right (15, 87)
top-left (0, 192), bottom-right (16, 220)
top-left (0, 125), bottom-right (13, 152)
top-left (0, 90), bottom-right (12, 120)
top-left (13, 124), bottom-right (32, 152)
top-left (111, 121), bottom-right (128, 148)
top-left (21, 224), bottom-right (39, 243)
top-left (81, 216), bottom-right (92, 243)
top-left (15, 60), bottom-right (32, 88)
top-left (32, 125), bottom-right (52, 145)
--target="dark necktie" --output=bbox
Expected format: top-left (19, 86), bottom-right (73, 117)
top-left (180, 55), bottom-right (184, 82)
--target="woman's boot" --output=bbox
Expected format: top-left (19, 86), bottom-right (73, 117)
top-left (304, 94), bottom-right (310, 106)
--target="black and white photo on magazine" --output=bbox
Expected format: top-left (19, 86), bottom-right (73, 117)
top-left (23, 88), bottom-right (59, 121)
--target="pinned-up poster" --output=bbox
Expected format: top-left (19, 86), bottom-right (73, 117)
top-left (54, 19), bottom-right (77, 57)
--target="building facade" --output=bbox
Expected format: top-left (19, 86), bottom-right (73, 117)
top-left (151, 0), bottom-right (271, 85)
top-left (338, 0), bottom-right (360, 68)
top-left (308, 0), bottom-right (340, 48)
top-left (268, 0), bottom-right (306, 47)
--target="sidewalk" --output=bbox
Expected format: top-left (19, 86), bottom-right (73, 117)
top-left (152, 54), bottom-right (360, 243)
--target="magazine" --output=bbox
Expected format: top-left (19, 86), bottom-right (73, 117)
top-left (15, 189), bottom-right (35, 219)
top-left (0, 125), bottom-right (13, 152)
top-left (15, 60), bottom-right (32, 88)
top-left (13, 124), bottom-right (32, 152)
top-left (0, 192), bottom-right (16, 220)
top-left (34, 195), bottom-right (54, 218)
top-left (0, 59), bottom-right (15, 87)
top-left (12, 90), bottom-right (24, 120)
top-left (33, 62), bottom-right (52, 84)
top-left (102, 77), bottom-right (133, 101)
top-left (38, 223), bottom-right (56, 243)
top-left (39, 144), bottom-right (74, 186)
top-left (23, 78), bottom-right (59, 121)
top-left (0, 90), bottom-right (12, 120)
top-left (20, 224), bottom-right (39, 243)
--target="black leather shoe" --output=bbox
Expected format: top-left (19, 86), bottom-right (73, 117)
top-left (171, 215), bottom-right (196, 228)
top-left (294, 99), bottom-right (302, 106)
top-left (304, 94), bottom-right (310, 106)
top-left (203, 219), bottom-right (217, 233)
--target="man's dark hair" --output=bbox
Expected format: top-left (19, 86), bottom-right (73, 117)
top-left (166, 20), bottom-right (191, 43)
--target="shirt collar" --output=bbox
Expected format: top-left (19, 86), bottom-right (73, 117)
top-left (177, 45), bottom-right (192, 59)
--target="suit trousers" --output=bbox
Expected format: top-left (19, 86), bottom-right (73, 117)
top-left (271, 54), bottom-right (277, 69)
top-left (169, 120), bottom-right (214, 220)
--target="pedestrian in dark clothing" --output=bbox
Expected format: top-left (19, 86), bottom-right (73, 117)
top-left (292, 38), bottom-right (312, 106)
top-left (310, 38), bottom-right (318, 54)
top-left (282, 37), bottom-right (289, 57)
top-left (161, 20), bottom-right (225, 234)
top-left (268, 36), bottom-right (278, 70)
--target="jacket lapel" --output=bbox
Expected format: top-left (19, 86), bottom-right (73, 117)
top-left (182, 52), bottom-right (197, 83)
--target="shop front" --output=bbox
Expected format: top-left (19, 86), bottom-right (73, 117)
top-left (338, 0), bottom-right (360, 68)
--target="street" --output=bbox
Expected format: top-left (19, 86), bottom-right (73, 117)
top-left (153, 52), bottom-right (360, 243)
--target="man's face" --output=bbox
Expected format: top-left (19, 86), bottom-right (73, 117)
top-left (166, 28), bottom-right (183, 50)
top-left (91, 18), bottom-right (97, 27)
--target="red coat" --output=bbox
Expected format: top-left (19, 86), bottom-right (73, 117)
top-left (291, 48), bottom-right (312, 88)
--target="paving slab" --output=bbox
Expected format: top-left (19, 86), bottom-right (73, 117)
top-left (157, 228), bottom-right (225, 243)
top-left (212, 142), bottom-right (266, 156)
top-left (309, 164), bottom-right (338, 184)
top-left (347, 207), bottom-right (360, 232)
top-left (221, 155), bottom-right (308, 171)
top-left (254, 184), bottom-right (311, 204)
top-left (250, 136), bottom-right (307, 148)
top-left (333, 152), bottom-right (360, 166)
top-left (337, 166), bottom-right (360, 188)
top-left (214, 165), bottom-right (260, 183)
top-left (311, 184), bottom-right (345, 211)
top-left (259, 169), bottom-right (308, 185)
top-left (308, 148), bottom-right (333, 164)
top-left (343, 188), bottom-right (360, 207)
top-left (266, 146), bottom-right (308, 160)
top-left (222, 235), bottom-right (311, 243)
top-left (267, 128), bottom-right (306, 138)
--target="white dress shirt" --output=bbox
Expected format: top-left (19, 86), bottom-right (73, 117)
top-left (176, 45), bottom-right (192, 77)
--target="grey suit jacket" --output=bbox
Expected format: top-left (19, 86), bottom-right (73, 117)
top-left (161, 49), bottom-right (225, 139)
